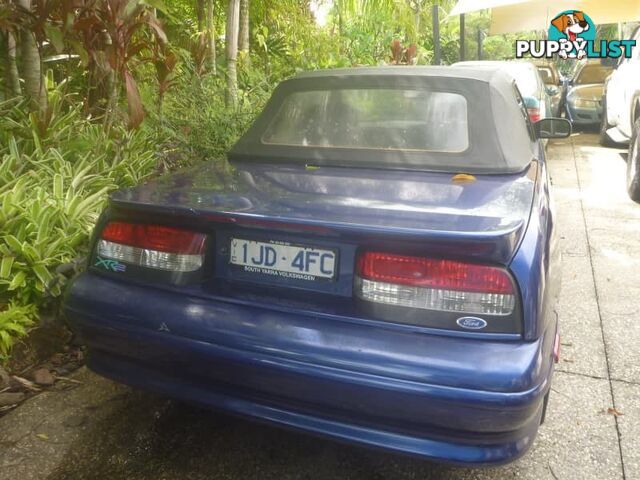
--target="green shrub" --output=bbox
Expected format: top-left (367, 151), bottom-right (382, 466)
top-left (0, 303), bottom-right (36, 358)
top-left (146, 56), bottom-right (275, 165)
top-left (0, 97), bottom-right (158, 360)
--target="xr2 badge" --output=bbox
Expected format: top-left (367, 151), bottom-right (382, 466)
top-left (94, 256), bottom-right (127, 272)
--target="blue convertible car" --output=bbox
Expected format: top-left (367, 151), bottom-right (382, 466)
top-left (64, 67), bottom-right (569, 466)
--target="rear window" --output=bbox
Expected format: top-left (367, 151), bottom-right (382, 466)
top-left (537, 67), bottom-right (555, 84)
top-left (575, 65), bottom-right (612, 85)
top-left (262, 89), bottom-right (469, 153)
top-left (230, 73), bottom-right (537, 175)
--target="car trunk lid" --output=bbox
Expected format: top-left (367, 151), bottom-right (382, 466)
top-left (109, 161), bottom-right (537, 267)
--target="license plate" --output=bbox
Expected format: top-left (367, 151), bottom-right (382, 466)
top-left (229, 238), bottom-right (337, 281)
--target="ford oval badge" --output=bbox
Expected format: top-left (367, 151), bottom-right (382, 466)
top-left (456, 317), bottom-right (488, 330)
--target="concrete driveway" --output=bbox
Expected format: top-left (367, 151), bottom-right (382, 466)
top-left (1, 133), bottom-right (638, 480)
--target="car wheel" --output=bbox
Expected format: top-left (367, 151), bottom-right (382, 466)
top-left (599, 96), bottom-right (615, 147)
top-left (627, 118), bottom-right (640, 203)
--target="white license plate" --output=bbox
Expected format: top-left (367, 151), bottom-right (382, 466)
top-left (229, 238), bottom-right (337, 281)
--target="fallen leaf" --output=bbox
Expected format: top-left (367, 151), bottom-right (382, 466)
top-left (55, 376), bottom-right (83, 385)
top-left (607, 407), bottom-right (624, 417)
top-left (11, 376), bottom-right (41, 392)
top-left (36, 433), bottom-right (49, 440)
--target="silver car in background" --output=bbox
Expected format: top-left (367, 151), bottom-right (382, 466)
top-left (601, 26), bottom-right (640, 146)
top-left (565, 62), bottom-right (613, 127)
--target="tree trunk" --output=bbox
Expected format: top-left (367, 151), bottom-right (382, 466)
top-left (238, 0), bottom-right (250, 64)
top-left (3, 29), bottom-right (22, 98)
top-left (205, 0), bottom-right (216, 74)
top-left (225, 0), bottom-right (240, 107)
top-left (104, 71), bottom-right (119, 130)
top-left (16, 0), bottom-right (46, 113)
top-left (406, 0), bottom-right (421, 43)
top-left (87, 31), bottom-right (113, 118)
top-left (196, 0), bottom-right (205, 31)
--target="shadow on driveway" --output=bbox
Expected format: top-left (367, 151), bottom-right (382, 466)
top-left (48, 387), bottom-right (464, 480)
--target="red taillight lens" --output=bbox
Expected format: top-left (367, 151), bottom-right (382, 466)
top-left (355, 252), bottom-right (516, 317)
top-left (101, 222), bottom-right (206, 254)
top-left (527, 107), bottom-right (541, 123)
top-left (96, 222), bottom-right (206, 272)
top-left (357, 252), bottom-right (513, 294)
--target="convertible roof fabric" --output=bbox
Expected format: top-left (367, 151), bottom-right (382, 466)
top-left (230, 66), bottom-right (536, 174)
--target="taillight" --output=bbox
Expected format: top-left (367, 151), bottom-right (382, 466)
top-left (527, 107), bottom-right (541, 123)
top-left (355, 252), bottom-right (516, 316)
top-left (96, 221), bottom-right (206, 272)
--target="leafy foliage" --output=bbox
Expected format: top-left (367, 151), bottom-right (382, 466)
top-left (0, 304), bottom-right (36, 360)
top-left (147, 61), bottom-right (268, 163)
top-left (0, 94), bottom-right (157, 357)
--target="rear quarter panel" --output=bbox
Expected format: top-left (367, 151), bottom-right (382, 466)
top-left (510, 151), bottom-right (560, 341)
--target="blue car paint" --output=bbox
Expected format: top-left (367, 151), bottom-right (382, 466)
top-left (65, 271), bottom-right (554, 465)
top-left (109, 161), bottom-right (536, 266)
top-left (511, 145), bottom-right (561, 340)
top-left (64, 131), bottom-right (559, 465)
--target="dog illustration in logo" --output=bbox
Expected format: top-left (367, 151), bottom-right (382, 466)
top-left (551, 11), bottom-right (590, 59)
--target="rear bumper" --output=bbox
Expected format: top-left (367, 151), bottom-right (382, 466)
top-left (567, 104), bottom-right (603, 125)
top-left (64, 273), bottom-right (556, 466)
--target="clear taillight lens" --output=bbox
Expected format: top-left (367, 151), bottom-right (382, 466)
top-left (97, 222), bottom-right (206, 272)
top-left (355, 252), bottom-right (516, 316)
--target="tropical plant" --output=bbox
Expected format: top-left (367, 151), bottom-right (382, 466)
top-left (0, 94), bottom-right (158, 359)
top-left (73, 0), bottom-right (168, 128)
top-left (0, 304), bottom-right (36, 359)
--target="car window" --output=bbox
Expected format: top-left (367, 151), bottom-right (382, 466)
top-left (537, 67), bottom-right (555, 85)
top-left (574, 65), bottom-right (612, 84)
top-left (513, 85), bottom-right (535, 140)
top-left (263, 89), bottom-right (469, 153)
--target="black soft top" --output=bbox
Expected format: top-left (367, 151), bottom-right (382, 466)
top-left (296, 65), bottom-right (504, 80)
top-left (229, 66), bottom-right (536, 174)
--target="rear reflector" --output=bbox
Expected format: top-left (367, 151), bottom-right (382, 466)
top-left (97, 222), bottom-right (206, 272)
top-left (355, 252), bottom-right (516, 316)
